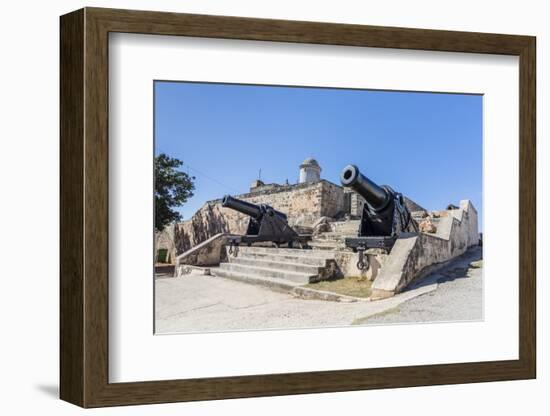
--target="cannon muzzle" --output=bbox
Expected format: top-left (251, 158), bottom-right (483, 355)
top-left (340, 164), bottom-right (389, 211)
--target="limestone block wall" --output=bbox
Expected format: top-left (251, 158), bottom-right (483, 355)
top-left (239, 182), bottom-right (325, 225)
top-left (349, 192), bottom-right (363, 218)
top-left (319, 181), bottom-right (348, 218)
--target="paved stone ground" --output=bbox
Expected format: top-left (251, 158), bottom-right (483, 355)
top-left (355, 247), bottom-right (483, 325)
top-left (155, 247), bottom-right (482, 334)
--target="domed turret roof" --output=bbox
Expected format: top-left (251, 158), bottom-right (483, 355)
top-left (300, 157), bottom-right (320, 168)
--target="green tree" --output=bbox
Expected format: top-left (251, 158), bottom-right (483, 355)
top-left (155, 153), bottom-right (195, 232)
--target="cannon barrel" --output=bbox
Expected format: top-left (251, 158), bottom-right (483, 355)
top-left (222, 195), bottom-right (263, 219)
top-left (340, 164), bottom-right (390, 211)
top-left (222, 195), bottom-right (288, 220)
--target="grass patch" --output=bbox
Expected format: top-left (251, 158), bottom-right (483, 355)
top-left (304, 277), bottom-right (373, 298)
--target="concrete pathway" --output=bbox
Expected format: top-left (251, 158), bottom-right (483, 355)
top-left (359, 247), bottom-right (483, 325)
top-left (155, 247), bottom-right (482, 334)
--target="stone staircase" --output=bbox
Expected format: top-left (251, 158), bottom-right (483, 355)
top-left (212, 246), bottom-right (337, 291)
top-left (212, 220), bottom-right (361, 292)
top-left (308, 220), bottom-right (360, 251)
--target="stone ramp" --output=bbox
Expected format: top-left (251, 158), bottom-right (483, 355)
top-left (213, 246), bottom-right (337, 288)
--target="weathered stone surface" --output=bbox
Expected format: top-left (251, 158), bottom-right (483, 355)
top-left (174, 203), bottom-right (247, 260)
top-left (312, 216), bottom-right (332, 236)
top-left (335, 251), bottom-right (387, 282)
top-left (176, 265), bottom-right (212, 277)
top-left (370, 233), bottom-right (419, 294)
top-left (293, 225), bottom-right (314, 235)
top-left (175, 233), bottom-right (231, 276)
top-left (155, 223), bottom-right (176, 263)
top-left (312, 216), bottom-right (331, 228)
top-left (419, 218), bottom-right (437, 233)
top-left (291, 286), bottom-right (364, 302)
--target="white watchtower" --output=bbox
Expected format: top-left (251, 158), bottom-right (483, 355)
top-left (299, 157), bottom-right (321, 184)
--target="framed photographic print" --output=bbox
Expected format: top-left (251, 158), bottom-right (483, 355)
top-left (60, 7), bottom-right (536, 408)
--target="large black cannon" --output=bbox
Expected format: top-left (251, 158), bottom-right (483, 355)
top-left (221, 195), bottom-right (302, 250)
top-left (340, 164), bottom-right (418, 269)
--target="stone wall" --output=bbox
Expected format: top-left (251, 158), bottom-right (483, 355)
top-left (319, 181), bottom-right (348, 218)
top-left (239, 181), bottom-right (326, 225)
top-left (155, 223), bottom-right (176, 263)
top-left (370, 200), bottom-right (479, 299)
top-left (349, 192), bottom-right (363, 218)
top-left (175, 233), bottom-right (230, 275)
top-left (172, 202), bottom-right (248, 262)
top-left (335, 250), bottom-right (388, 281)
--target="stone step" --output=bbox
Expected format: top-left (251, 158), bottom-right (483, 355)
top-left (315, 231), bottom-right (356, 240)
top-left (232, 250), bottom-right (332, 266)
top-left (332, 228), bottom-right (358, 234)
top-left (212, 268), bottom-right (301, 292)
top-left (330, 228), bottom-right (360, 235)
top-left (230, 256), bottom-right (324, 275)
top-left (331, 220), bottom-right (361, 231)
top-left (308, 240), bottom-right (344, 250)
top-left (219, 262), bottom-right (314, 284)
top-left (232, 245), bottom-right (335, 259)
top-left (332, 221), bottom-right (361, 231)
top-left (310, 237), bottom-right (342, 244)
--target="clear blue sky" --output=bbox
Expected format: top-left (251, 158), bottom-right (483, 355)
top-left (155, 81), bottom-right (482, 227)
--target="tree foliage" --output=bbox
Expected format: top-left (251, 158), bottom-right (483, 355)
top-left (155, 153), bottom-right (195, 232)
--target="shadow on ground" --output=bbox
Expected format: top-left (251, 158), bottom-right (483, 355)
top-left (35, 384), bottom-right (58, 399)
top-left (403, 246), bottom-right (482, 292)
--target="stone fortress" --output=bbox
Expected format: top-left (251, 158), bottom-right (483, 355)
top-left (156, 158), bottom-right (479, 300)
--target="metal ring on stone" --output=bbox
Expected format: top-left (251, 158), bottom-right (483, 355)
top-left (357, 257), bottom-right (369, 271)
